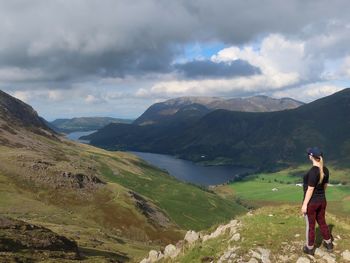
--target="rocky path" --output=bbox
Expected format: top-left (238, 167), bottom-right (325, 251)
top-left (140, 210), bottom-right (350, 263)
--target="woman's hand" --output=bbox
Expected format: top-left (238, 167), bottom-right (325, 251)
top-left (301, 204), bottom-right (307, 215)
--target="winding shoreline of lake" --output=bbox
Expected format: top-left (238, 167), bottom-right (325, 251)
top-left (65, 130), bottom-right (96, 143)
top-left (66, 131), bottom-right (254, 186)
top-left (130, 151), bottom-right (254, 186)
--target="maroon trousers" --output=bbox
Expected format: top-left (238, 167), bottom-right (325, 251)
top-left (305, 200), bottom-right (331, 246)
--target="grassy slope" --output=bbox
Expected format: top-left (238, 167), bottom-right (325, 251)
top-left (164, 205), bottom-right (350, 263)
top-left (95, 150), bottom-right (246, 230)
top-left (0, 130), bottom-right (245, 262)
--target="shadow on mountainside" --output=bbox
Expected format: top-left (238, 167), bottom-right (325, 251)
top-left (79, 247), bottom-right (129, 262)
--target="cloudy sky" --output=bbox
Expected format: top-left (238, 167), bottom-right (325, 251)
top-left (1, 0), bottom-right (350, 120)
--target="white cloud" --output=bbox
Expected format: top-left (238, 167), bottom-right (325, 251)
top-left (137, 34), bottom-right (307, 98)
top-left (12, 91), bottom-right (31, 102)
top-left (339, 56), bottom-right (350, 77)
top-left (272, 83), bottom-right (344, 102)
top-left (47, 90), bottom-right (64, 101)
top-left (0, 67), bottom-right (44, 82)
top-left (137, 33), bottom-right (350, 99)
top-left (212, 34), bottom-right (306, 82)
top-left (85, 94), bottom-right (105, 104)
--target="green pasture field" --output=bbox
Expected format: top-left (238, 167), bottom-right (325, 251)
top-left (227, 165), bottom-right (350, 217)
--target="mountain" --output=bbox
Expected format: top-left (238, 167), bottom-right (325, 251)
top-left (0, 90), bottom-right (52, 132)
top-left (50, 116), bottom-right (133, 133)
top-left (134, 95), bottom-right (304, 126)
top-left (0, 90), bottom-right (57, 147)
top-left (0, 90), bottom-right (245, 262)
top-left (86, 89), bottom-right (350, 169)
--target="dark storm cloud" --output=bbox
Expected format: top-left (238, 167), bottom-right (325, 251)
top-left (0, 0), bottom-right (350, 86)
top-left (174, 60), bottom-right (261, 79)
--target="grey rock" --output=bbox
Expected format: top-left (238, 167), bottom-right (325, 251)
top-left (230, 233), bottom-right (241, 242)
top-left (296, 257), bottom-right (310, 263)
top-left (322, 254), bottom-right (336, 263)
top-left (342, 250), bottom-right (350, 261)
top-left (257, 247), bottom-right (271, 263)
top-left (184, 230), bottom-right (199, 244)
top-left (164, 244), bottom-right (180, 258)
top-left (315, 248), bottom-right (327, 258)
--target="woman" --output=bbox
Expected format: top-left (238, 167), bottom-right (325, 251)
top-left (301, 147), bottom-right (333, 255)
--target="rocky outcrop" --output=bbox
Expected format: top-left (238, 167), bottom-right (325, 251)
top-left (140, 218), bottom-right (240, 263)
top-left (59, 171), bottom-right (105, 189)
top-left (22, 165), bottom-right (106, 190)
top-left (184, 230), bottom-right (200, 244)
top-left (128, 191), bottom-right (172, 228)
top-left (140, 211), bottom-right (350, 263)
top-left (0, 216), bottom-right (80, 261)
top-left (202, 219), bottom-right (239, 242)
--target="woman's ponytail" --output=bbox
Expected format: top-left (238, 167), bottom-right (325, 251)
top-left (318, 156), bottom-right (325, 184)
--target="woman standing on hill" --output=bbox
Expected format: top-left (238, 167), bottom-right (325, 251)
top-left (301, 147), bottom-right (334, 255)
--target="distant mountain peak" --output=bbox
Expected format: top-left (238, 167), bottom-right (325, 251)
top-left (0, 90), bottom-right (51, 131)
top-left (134, 95), bottom-right (304, 126)
top-left (163, 96), bottom-right (225, 107)
top-left (50, 116), bottom-right (133, 133)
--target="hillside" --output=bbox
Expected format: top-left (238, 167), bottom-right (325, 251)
top-left (140, 165), bottom-right (350, 262)
top-left (50, 117), bottom-right (133, 133)
top-left (134, 95), bottom-right (303, 126)
top-left (86, 88), bottom-right (350, 169)
top-left (140, 205), bottom-right (350, 263)
top-left (0, 90), bottom-right (245, 262)
top-left (0, 90), bottom-right (52, 136)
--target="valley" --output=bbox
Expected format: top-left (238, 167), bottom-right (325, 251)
top-left (85, 89), bottom-right (350, 169)
top-left (0, 90), bottom-right (246, 262)
top-left (1, 89), bottom-right (350, 262)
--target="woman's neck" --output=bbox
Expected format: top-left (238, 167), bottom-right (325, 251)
top-left (312, 160), bottom-right (320, 166)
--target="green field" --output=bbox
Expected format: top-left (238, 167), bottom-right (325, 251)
top-left (222, 165), bottom-right (350, 217)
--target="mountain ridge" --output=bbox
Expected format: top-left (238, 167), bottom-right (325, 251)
top-left (86, 88), bottom-right (350, 168)
top-left (134, 95), bottom-right (304, 126)
top-left (50, 116), bottom-right (134, 133)
top-left (0, 90), bottom-right (51, 132)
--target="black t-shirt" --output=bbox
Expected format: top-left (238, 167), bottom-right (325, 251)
top-left (303, 166), bottom-right (329, 202)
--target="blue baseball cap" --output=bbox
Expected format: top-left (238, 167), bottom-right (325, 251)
top-left (307, 147), bottom-right (323, 158)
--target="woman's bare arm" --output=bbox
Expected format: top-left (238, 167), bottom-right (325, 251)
top-left (301, 186), bottom-right (315, 215)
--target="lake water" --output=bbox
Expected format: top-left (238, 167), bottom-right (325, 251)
top-left (66, 132), bottom-right (254, 186)
top-left (65, 130), bottom-right (96, 143)
top-left (130, 151), bottom-right (254, 186)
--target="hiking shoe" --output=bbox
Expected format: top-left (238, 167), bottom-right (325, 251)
top-left (324, 241), bottom-right (334, 252)
top-left (303, 245), bottom-right (315, 255)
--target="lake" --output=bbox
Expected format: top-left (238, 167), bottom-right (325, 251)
top-left (130, 151), bottom-right (254, 186)
top-left (65, 130), bottom-right (96, 143)
top-left (66, 132), bottom-right (254, 186)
